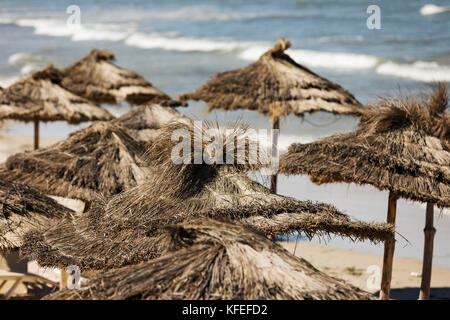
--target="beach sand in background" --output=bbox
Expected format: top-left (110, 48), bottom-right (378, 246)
top-left (280, 241), bottom-right (450, 300)
top-left (0, 132), bottom-right (60, 162)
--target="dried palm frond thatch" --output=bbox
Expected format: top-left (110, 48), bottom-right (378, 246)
top-left (60, 49), bottom-right (185, 106)
top-left (279, 84), bottom-right (450, 207)
top-left (0, 65), bottom-right (113, 124)
top-left (45, 219), bottom-right (374, 300)
top-left (113, 103), bottom-right (192, 142)
top-left (0, 65), bottom-right (114, 149)
top-left (0, 179), bottom-right (74, 250)
top-left (0, 121), bottom-right (151, 203)
top-left (20, 122), bottom-right (394, 271)
top-left (279, 84), bottom-right (450, 300)
top-left (179, 37), bottom-right (365, 118)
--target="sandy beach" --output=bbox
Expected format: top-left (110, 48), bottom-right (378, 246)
top-left (0, 130), bottom-right (60, 163)
top-left (280, 241), bottom-right (450, 300)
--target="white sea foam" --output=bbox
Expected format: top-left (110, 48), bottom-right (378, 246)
top-left (16, 19), bottom-right (74, 37)
top-left (238, 45), bottom-right (379, 70)
top-left (281, 49), bottom-right (380, 70)
top-left (135, 5), bottom-right (310, 22)
top-left (71, 25), bottom-right (132, 42)
top-left (125, 34), bottom-right (378, 70)
top-left (316, 35), bottom-right (364, 42)
top-left (8, 52), bottom-right (42, 74)
top-left (420, 4), bottom-right (450, 16)
top-left (125, 32), bottom-right (248, 52)
top-left (8, 52), bottom-right (33, 65)
top-left (376, 60), bottom-right (450, 82)
top-left (0, 17), bottom-right (13, 24)
top-left (143, 5), bottom-right (260, 22)
top-left (15, 18), bottom-right (133, 42)
top-left (19, 64), bottom-right (38, 75)
top-left (236, 45), bottom-right (270, 60)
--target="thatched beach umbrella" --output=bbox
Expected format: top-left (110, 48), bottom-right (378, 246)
top-left (113, 103), bottom-right (191, 142)
top-left (60, 49), bottom-right (185, 107)
top-left (0, 121), bottom-right (151, 208)
top-left (0, 179), bottom-right (73, 250)
top-left (279, 85), bottom-right (450, 300)
top-left (45, 218), bottom-right (374, 300)
top-left (0, 65), bottom-right (114, 149)
top-left (179, 37), bottom-right (366, 192)
top-left (19, 122), bottom-right (393, 272)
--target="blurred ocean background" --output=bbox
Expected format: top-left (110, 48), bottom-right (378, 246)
top-left (0, 0), bottom-right (449, 267)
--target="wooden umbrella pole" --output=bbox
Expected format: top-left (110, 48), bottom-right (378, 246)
top-left (419, 202), bottom-right (436, 300)
top-left (379, 191), bottom-right (398, 300)
top-left (60, 267), bottom-right (67, 290)
top-left (270, 116), bottom-right (280, 193)
top-left (33, 119), bottom-right (39, 150)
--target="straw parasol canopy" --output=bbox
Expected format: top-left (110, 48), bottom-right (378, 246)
top-left (45, 218), bottom-right (374, 300)
top-left (0, 65), bottom-right (114, 149)
top-left (0, 179), bottom-right (74, 250)
top-left (113, 103), bottom-right (192, 142)
top-left (0, 121), bottom-right (151, 205)
top-left (279, 85), bottom-right (450, 207)
top-left (179, 37), bottom-right (364, 118)
top-left (19, 122), bottom-right (393, 271)
top-left (60, 49), bottom-right (185, 107)
top-left (179, 37), bottom-right (367, 192)
top-left (279, 84), bottom-right (450, 299)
